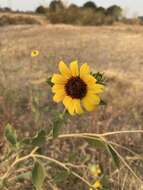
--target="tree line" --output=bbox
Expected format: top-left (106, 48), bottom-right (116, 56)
top-left (36, 0), bottom-right (123, 25)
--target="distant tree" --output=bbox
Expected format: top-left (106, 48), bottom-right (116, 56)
top-left (106, 5), bottom-right (122, 20)
top-left (66, 4), bottom-right (80, 24)
top-left (36, 6), bottom-right (47, 14)
top-left (49, 0), bottom-right (64, 12)
top-left (68, 3), bottom-right (79, 10)
top-left (138, 16), bottom-right (143, 21)
top-left (0, 7), bottom-right (11, 12)
top-left (4, 7), bottom-right (12, 12)
top-left (96, 6), bottom-right (106, 14)
top-left (83, 1), bottom-right (97, 10)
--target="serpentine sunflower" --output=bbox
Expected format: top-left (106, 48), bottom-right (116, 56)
top-left (90, 180), bottom-right (102, 190)
top-left (31, 50), bottom-right (39, 57)
top-left (51, 61), bottom-right (104, 115)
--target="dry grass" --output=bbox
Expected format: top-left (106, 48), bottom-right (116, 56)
top-left (0, 22), bottom-right (143, 189)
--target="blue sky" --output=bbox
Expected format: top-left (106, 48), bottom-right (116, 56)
top-left (0, 0), bottom-right (143, 17)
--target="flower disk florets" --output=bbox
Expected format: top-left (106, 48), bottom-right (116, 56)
top-left (65, 76), bottom-right (87, 99)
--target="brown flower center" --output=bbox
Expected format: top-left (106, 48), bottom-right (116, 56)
top-left (65, 77), bottom-right (87, 99)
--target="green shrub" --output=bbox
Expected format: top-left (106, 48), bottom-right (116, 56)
top-left (36, 6), bottom-right (48, 14)
top-left (82, 1), bottom-right (97, 10)
top-left (106, 5), bottom-right (123, 21)
top-left (46, 1), bottom-right (123, 26)
top-left (49, 0), bottom-right (64, 12)
top-left (80, 9), bottom-right (97, 25)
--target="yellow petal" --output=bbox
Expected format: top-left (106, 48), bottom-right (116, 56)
top-left (53, 93), bottom-right (65, 103)
top-left (51, 74), bottom-right (67, 84)
top-left (52, 89), bottom-right (65, 97)
top-left (74, 99), bottom-right (83, 114)
top-left (82, 93), bottom-right (100, 111)
top-left (70, 60), bottom-right (79, 77)
top-left (82, 99), bottom-right (96, 111)
top-left (63, 96), bottom-right (72, 109)
top-left (81, 75), bottom-right (96, 85)
top-left (52, 85), bottom-right (65, 93)
top-left (59, 61), bottom-right (71, 78)
top-left (88, 84), bottom-right (104, 94)
top-left (67, 99), bottom-right (75, 115)
top-left (64, 98), bottom-right (83, 115)
top-left (88, 93), bottom-right (100, 105)
top-left (92, 180), bottom-right (102, 189)
top-left (80, 63), bottom-right (90, 77)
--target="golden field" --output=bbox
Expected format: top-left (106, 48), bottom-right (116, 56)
top-left (0, 20), bottom-right (143, 189)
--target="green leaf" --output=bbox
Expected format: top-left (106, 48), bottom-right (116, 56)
top-left (0, 179), bottom-right (4, 189)
top-left (47, 77), bottom-right (54, 87)
top-left (52, 112), bottom-right (66, 138)
top-left (21, 138), bottom-right (31, 145)
top-left (54, 170), bottom-right (69, 183)
top-left (0, 178), bottom-right (9, 189)
top-left (4, 123), bottom-right (17, 147)
top-left (92, 72), bottom-right (106, 85)
top-left (107, 145), bottom-right (120, 168)
top-left (87, 137), bottom-right (120, 168)
top-left (21, 130), bottom-right (46, 147)
top-left (31, 130), bottom-right (46, 146)
top-left (87, 137), bottom-right (107, 149)
top-left (53, 122), bottom-right (63, 138)
top-left (102, 175), bottom-right (111, 190)
top-left (32, 160), bottom-right (46, 190)
top-left (16, 171), bottom-right (32, 181)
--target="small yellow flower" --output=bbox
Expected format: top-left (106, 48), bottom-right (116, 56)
top-left (51, 61), bottom-right (104, 115)
top-left (90, 180), bottom-right (102, 190)
top-left (31, 50), bottom-right (39, 57)
top-left (89, 164), bottom-right (102, 177)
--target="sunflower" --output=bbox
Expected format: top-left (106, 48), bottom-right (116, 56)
top-left (90, 180), bottom-right (102, 190)
top-left (51, 61), bottom-right (104, 115)
top-left (89, 164), bottom-right (102, 177)
top-left (31, 50), bottom-right (39, 57)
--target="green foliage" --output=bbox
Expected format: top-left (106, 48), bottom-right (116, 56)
top-left (49, 0), bottom-right (64, 12)
top-left (52, 111), bottom-right (67, 138)
top-left (36, 6), bottom-right (48, 14)
top-left (92, 72), bottom-right (106, 85)
top-left (87, 137), bottom-right (107, 149)
top-left (47, 76), bottom-right (54, 87)
top-left (16, 172), bottom-right (32, 181)
top-left (87, 137), bottom-right (120, 168)
top-left (97, 6), bottom-right (106, 14)
top-left (107, 145), bottom-right (120, 168)
top-left (83, 1), bottom-right (97, 10)
top-left (53, 170), bottom-right (70, 183)
top-left (31, 130), bottom-right (46, 146)
top-left (0, 179), bottom-right (4, 189)
top-left (80, 9), bottom-right (97, 26)
top-left (106, 5), bottom-right (123, 21)
top-left (101, 175), bottom-right (111, 190)
top-left (47, 1), bottom-right (122, 25)
top-left (4, 123), bottom-right (17, 147)
top-left (32, 160), bottom-right (46, 190)
top-left (22, 130), bottom-right (46, 147)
